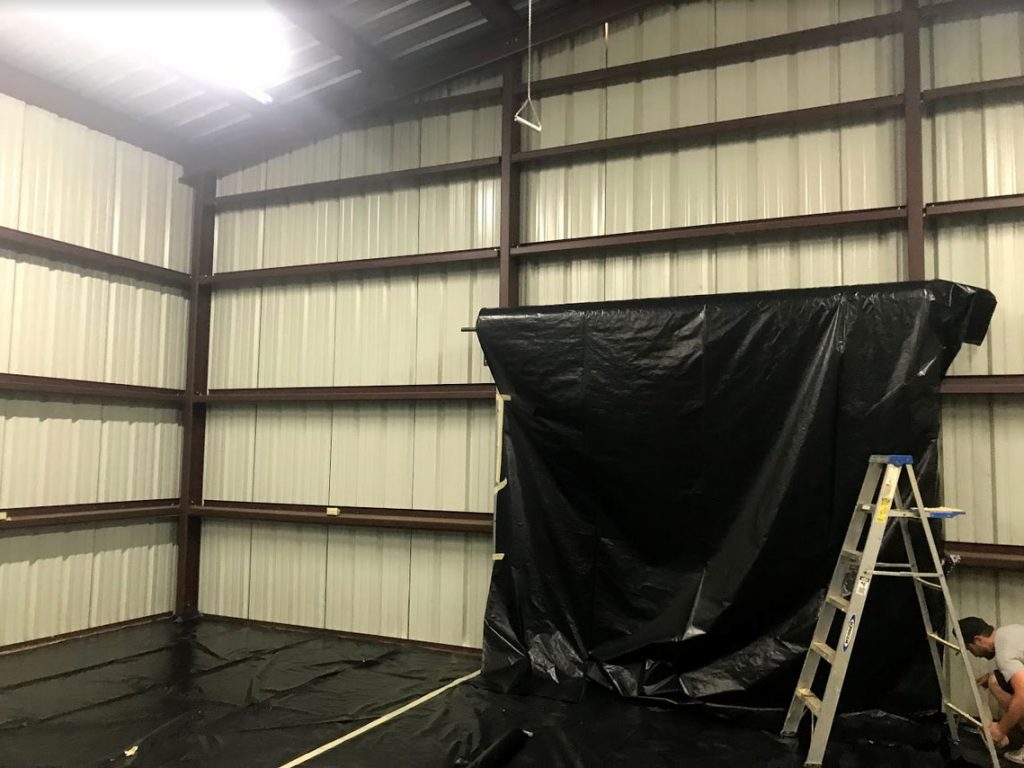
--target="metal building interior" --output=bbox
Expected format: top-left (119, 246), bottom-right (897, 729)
top-left (0, 0), bottom-right (1022, 766)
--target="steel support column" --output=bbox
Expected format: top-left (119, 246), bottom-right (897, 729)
top-left (175, 175), bottom-right (216, 618)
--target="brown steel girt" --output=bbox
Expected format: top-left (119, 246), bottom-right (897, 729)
top-left (0, 373), bottom-right (184, 404)
top-left (191, 501), bottom-right (493, 535)
top-left (0, 225), bottom-right (190, 290)
top-left (0, 500), bottom-right (180, 530)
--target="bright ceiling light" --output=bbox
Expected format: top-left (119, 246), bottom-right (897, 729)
top-left (13, 4), bottom-right (291, 103)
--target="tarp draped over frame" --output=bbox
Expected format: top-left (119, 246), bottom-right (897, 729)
top-left (475, 281), bottom-right (995, 711)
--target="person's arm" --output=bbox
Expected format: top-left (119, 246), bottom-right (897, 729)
top-left (991, 671), bottom-right (1024, 741)
top-left (984, 673), bottom-right (1013, 710)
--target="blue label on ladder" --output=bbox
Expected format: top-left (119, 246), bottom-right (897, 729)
top-left (886, 455), bottom-right (914, 466)
top-left (843, 614), bottom-right (856, 651)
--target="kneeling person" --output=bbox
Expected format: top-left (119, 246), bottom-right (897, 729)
top-left (961, 616), bottom-right (1024, 763)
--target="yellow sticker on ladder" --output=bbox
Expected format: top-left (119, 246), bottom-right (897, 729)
top-left (875, 497), bottom-right (891, 524)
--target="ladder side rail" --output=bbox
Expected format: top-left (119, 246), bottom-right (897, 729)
top-left (781, 462), bottom-right (884, 736)
top-left (904, 465), bottom-right (1001, 768)
top-left (895, 510), bottom-right (959, 743)
top-left (805, 463), bottom-right (903, 767)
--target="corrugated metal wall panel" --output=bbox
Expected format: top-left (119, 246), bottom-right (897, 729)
top-left (208, 265), bottom-right (496, 389)
top-left (0, 94), bottom-right (25, 229)
top-left (197, 518), bottom-right (491, 648)
top-left (0, 521), bottom-right (176, 646)
top-left (204, 401), bottom-right (494, 513)
top-left (408, 532), bottom-right (492, 647)
top-left (252, 404), bottom-right (333, 505)
top-left (89, 521), bottom-right (176, 625)
top-left (941, 397), bottom-right (1024, 546)
top-left (202, 406), bottom-right (257, 502)
top-left (248, 522), bottom-right (328, 628)
top-left (2, 253), bottom-right (188, 388)
top-left (198, 519), bottom-right (253, 618)
top-left (0, 399), bottom-right (182, 507)
top-left (927, 220), bottom-right (1024, 377)
top-left (325, 526), bottom-right (412, 639)
top-left (6, 102), bottom-right (192, 269)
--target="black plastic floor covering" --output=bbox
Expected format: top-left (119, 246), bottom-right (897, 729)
top-left (0, 619), bottom-right (989, 768)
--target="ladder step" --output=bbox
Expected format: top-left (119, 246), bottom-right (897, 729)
top-left (796, 687), bottom-right (822, 717)
top-left (869, 454), bottom-right (914, 465)
top-left (928, 632), bottom-right (961, 652)
top-left (840, 547), bottom-right (862, 562)
top-left (826, 592), bottom-right (850, 612)
top-left (913, 575), bottom-right (943, 591)
top-left (943, 699), bottom-right (983, 730)
top-left (811, 641), bottom-right (836, 664)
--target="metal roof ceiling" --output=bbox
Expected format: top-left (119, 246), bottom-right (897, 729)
top-left (0, 0), bottom-right (603, 171)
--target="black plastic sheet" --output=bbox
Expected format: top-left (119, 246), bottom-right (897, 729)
top-left (475, 280), bottom-right (995, 709)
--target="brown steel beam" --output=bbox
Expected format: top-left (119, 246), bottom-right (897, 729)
top-left (0, 373), bottom-right (184, 404)
top-left (192, 501), bottom-right (493, 535)
top-left (511, 95), bottom-right (904, 165)
top-left (0, 226), bottom-right (190, 290)
top-left (469, 0), bottom-right (524, 32)
top-left (903, 0), bottom-right (925, 281)
top-left (204, 248), bottom-right (498, 289)
top-left (946, 542), bottom-right (1024, 572)
top-left (923, 75), bottom-right (1024, 107)
top-left (499, 59), bottom-right (521, 308)
top-left (920, 0), bottom-right (1024, 24)
top-left (941, 375), bottom-right (1024, 395)
top-left (214, 157), bottom-right (500, 212)
top-left (201, 383), bottom-right (496, 404)
top-left (527, 12), bottom-right (903, 99)
top-left (926, 194), bottom-right (1024, 219)
top-left (0, 500), bottom-right (180, 530)
top-left (0, 60), bottom-right (192, 166)
top-left (269, 0), bottom-right (394, 78)
top-left (512, 207), bottom-right (906, 258)
top-left (175, 175), bottom-right (216, 620)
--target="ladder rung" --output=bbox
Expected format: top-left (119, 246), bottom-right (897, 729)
top-left (840, 547), bottom-right (862, 561)
top-left (826, 592), bottom-right (850, 612)
top-left (913, 576), bottom-right (943, 591)
top-left (928, 632), bottom-right (961, 652)
top-left (943, 699), bottom-right (983, 730)
top-left (796, 687), bottom-right (822, 717)
top-left (811, 641), bottom-right (836, 664)
top-left (869, 570), bottom-right (942, 578)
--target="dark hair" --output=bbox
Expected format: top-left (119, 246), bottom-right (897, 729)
top-left (959, 616), bottom-right (994, 643)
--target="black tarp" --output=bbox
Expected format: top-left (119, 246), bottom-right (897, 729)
top-left (475, 280), bottom-right (995, 710)
top-left (1, 619), bottom-right (990, 768)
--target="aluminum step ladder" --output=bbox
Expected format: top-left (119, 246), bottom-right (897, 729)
top-left (781, 454), bottom-right (1000, 768)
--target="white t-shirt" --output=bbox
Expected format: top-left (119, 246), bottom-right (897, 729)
top-left (995, 624), bottom-right (1024, 682)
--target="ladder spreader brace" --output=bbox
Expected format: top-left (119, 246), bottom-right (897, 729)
top-left (781, 454), bottom-right (1000, 768)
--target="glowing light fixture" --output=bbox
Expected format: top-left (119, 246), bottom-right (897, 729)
top-left (13, 3), bottom-right (291, 103)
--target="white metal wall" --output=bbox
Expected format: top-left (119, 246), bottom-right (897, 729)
top-left (0, 95), bottom-right (191, 645)
top-left (199, 519), bottom-right (490, 647)
top-left (197, 2), bottom-right (1024, 658)
top-left (0, 520), bottom-right (177, 645)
